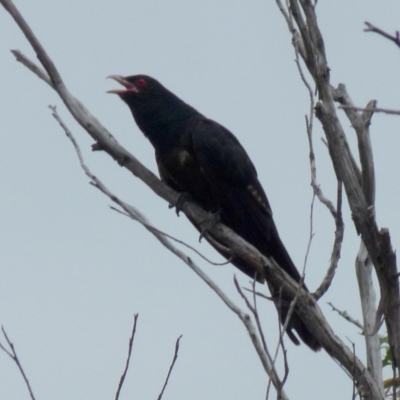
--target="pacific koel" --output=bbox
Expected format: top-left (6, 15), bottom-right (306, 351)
top-left (108, 74), bottom-right (321, 351)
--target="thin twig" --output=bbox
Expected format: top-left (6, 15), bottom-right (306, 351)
top-left (313, 181), bottom-right (344, 300)
top-left (266, 290), bottom-right (290, 400)
top-left (233, 277), bottom-right (283, 400)
top-left (242, 287), bottom-right (272, 301)
top-left (115, 314), bottom-right (139, 400)
top-left (0, 327), bottom-right (36, 400)
top-left (11, 49), bottom-right (52, 86)
top-left (364, 22), bottom-right (400, 49)
top-left (304, 191), bottom-right (316, 274)
top-left (306, 123), bottom-right (338, 218)
top-left (157, 335), bottom-right (183, 400)
top-left (291, 2), bottom-right (344, 301)
top-left (278, 323), bottom-right (290, 390)
top-left (233, 277), bottom-right (274, 366)
top-left (327, 303), bottom-right (363, 330)
top-left (251, 278), bottom-right (270, 356)
top-left (255, 279), bottom-right (269, 352)
top-left (339, 104), bottom-right (400, 116)
top-left (110, 206), bottom-right (231, 266)
top-left (350, 341), bottom-right (357, 400)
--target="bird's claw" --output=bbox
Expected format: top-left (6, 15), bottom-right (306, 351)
top-left (198, 209), bottom-right (221, 242)
top-left (169, 192), bottom-right (192, 216)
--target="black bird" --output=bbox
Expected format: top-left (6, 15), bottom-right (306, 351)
top-left (108, 74), bottom-right (321, 351)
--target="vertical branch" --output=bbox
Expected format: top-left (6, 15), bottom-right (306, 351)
top-left (280, 0), bottom-right (345, 300)
top-left (157, 335), bottom-right (183, 400)
top-left (356, 244), bottom-right (383, 392)
top-left (277, 0), bottom-right (399, 392)
top-left (115, 314), bottom-right (139, 400)
top-left (335, 86), bottom-right (383, 394)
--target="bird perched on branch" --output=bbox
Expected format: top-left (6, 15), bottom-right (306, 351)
top-left (108, 74), bottom-right (321, 351)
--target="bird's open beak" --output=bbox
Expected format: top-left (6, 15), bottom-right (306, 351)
top-left (106, 75), bottom-right (139, 94)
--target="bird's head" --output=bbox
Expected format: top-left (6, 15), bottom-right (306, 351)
top-left (107, 74), bottom-right (169, 104)
top-left (107, 74), bottom-right (198, 128)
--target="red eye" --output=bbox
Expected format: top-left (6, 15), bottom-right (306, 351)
top-left (137, 78), bottom-right (146, 87)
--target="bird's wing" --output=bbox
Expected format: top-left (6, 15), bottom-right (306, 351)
top-left (191, 118), bottom-right (273, 217)
top-left (191, 118), bottom-right (304, 283)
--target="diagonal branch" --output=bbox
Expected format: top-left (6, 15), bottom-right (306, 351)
top-left (0, 1), bottom-right (386, 398)
top-left (364, 22), bottom-right (400, 49)
top-left (115, 314), bottom-right (139, 400)
top-left (157, 335), bottom-right (183, 400)
top-left (0, 327), bottom-right (36, 400)
top-left (49, 105), bottom-right (288, 398)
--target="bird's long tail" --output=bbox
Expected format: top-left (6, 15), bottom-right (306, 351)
top-left (186, 190), bottom-right (322, 351)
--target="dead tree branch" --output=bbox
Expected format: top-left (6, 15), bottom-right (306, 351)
top-left (48, 105), bottom-right (288, 398)
top-left (115, 314), bottom-right (139, 400)
top-left (157, 335), bottom-right (183, 400)
top-left (339, 104), bottom-right (400, 116)
top-left (0, 0), bottom-right (387, 398)
top-left (0, 327), bottom-right (36, 400)
top-left (327, 303), bottom-right (363, 330)
top-left (313, 182), bottom-right (344, 300)
top-left (278, 0), bottom-right (345, 301)
top-left (364, 22), bottom-right (400, 49)
top-left (277, 0), bottom-right (396, 398)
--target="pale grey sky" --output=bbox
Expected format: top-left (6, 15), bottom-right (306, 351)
top-left (1, 1), bottom-right (400, 399)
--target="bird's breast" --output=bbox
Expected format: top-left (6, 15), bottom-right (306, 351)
top-left (157, 147), bottom-right (218, 212)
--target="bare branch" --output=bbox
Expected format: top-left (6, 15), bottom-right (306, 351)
top-left (234, 277), bottom-right (270, 357)
top-left (364, 22), bottom-right (400, 49)
top-left (157, 335), bottom-right (183, 400)
top-left (350, 341), bottom-right (357, 400)
top-left (0, 1), bottom-right (388, 397)
top-left (29, 34), bottom-right (371, 400)
top-left (333, 83), bottom-right (383, 392)
top-left (339, 104), bottom-right (400, 116)
top-left (115, 314), bottom-right (139, 400)
top-left (0, 327), bottom-right (36, 400)
top-left (282, 2), bottom-right (398, 391)
top-left (304, 191), bottom-right (315, 274)
top-left (233, 276), bottom-right (287, 399)
top-left (110, 206), bottom-right (231, 266)
top-left (327, 303), bottom-right (363, 330)
top-left (356, 243), bottom-right (383, 390)
top-left (233, 278), bottom-right (288, 400)
top-left (11, 49), bottom-right (52, 87)
top-left (313, 181), bottom-right (344, 300)
top-left (243, 289), bottom-right (272, 302)
top-left (273, 1), bottom-right (393, 397)
top-left (275, 0), bottom-right (307, 60)
top-left (289, 3), bottom-right (344, 300)
top-left (48, 105), bottom-right (289, 398)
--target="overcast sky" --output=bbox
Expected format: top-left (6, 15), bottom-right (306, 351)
top-left (1, 1), bottom-right (400, 399)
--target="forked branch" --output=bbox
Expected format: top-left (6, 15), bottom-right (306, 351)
top-left (0, 0), bottom-right (386, 398)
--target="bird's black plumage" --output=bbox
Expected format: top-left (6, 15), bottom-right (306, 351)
top-left (108, 74), bottom-right (321, 351)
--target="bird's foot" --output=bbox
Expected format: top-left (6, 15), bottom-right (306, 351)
top-left (169, 192), bottom-right (192, 216)
top-left (198, 209), bottom-right (221, 242)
